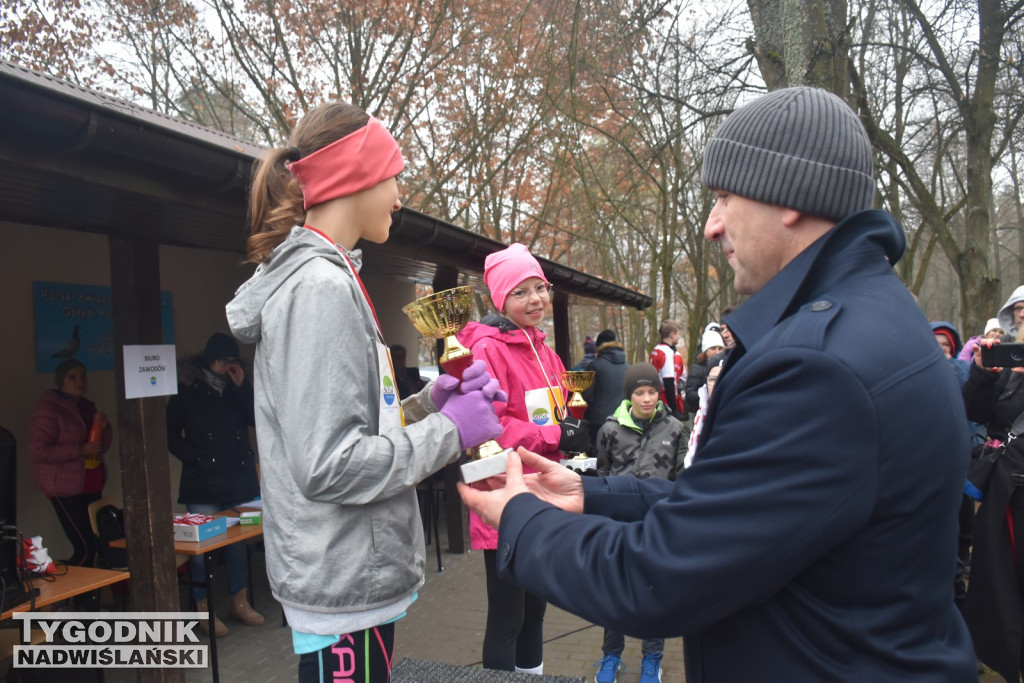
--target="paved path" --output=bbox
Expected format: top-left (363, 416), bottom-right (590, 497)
top-left (98, 528), bottom-right (685, 682)
top-left (90, 510), bottom-right (1001, 683)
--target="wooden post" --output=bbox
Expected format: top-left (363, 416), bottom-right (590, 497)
top-left (552, 288), bottom-right (571, 369)
top-left (432, 266), bottom-right (468, 554)
top-left (108, 235), bottom-right (184, 683)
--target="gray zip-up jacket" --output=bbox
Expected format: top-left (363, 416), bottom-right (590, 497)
top-left (226, 226), bottom-right (461, 622)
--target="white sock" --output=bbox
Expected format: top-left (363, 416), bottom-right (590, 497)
top-left (515, 662), bottom-right (543, 675)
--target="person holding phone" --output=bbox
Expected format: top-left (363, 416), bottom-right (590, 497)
top-left (961, 325), bottom-right (1024, 680)
top-left (166, 332), bottom-right (263, 636)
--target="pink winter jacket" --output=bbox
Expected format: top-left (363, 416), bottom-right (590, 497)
top-left (29, 389), bottom-right (111, 498)
top-left (457, 317), bottom-right (567, 549)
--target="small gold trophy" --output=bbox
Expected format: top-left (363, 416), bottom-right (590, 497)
top-left (403, 287), bottom-right (512, 483)
top-left (559, 370), bottom-right (596, 471)
top-left (560, 370), bottom-right (595, 421)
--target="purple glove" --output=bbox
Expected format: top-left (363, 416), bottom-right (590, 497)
top-left (430, 373), bottom-right (461, 410)
top-left (459, 360), bottom-right (509, 404)
top-left (430, 361), bottom-right (508, 409)
top-left (441, 387), bottom-right (503, 450)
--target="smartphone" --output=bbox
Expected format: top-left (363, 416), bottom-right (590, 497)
top-left (980, 342), bottom-right (1024, 368)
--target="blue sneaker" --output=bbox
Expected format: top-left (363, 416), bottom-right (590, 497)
top-left (595, 653), bottom-right (623, 683)
top-left (639, 652), bottom-right (663, 683)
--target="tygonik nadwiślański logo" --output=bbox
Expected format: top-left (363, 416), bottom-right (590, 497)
top-left (13, 612), bottom-right (208, 669)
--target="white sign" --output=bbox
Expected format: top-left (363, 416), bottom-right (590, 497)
top-left (122, 345), bottom-right (177, 399)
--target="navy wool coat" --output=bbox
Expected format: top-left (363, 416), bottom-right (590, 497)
top-left (495, 210), bottom-right (976, 682)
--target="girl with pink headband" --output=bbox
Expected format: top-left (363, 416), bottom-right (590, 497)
top-left (227, 102), bottom-right (504, 683)
top-left (456, 242), bottom-right (592, 674)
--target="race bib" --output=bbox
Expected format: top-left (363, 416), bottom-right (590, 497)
top-left (524, 387), bottom-right (557, 426)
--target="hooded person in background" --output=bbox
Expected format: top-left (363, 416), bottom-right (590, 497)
top-left (961, 306), bottom-right (1024, 680)
top-left (997, 285), bottom-right (1024, 339)
top-left (719, 308), bottom-right (737, 350)
top-left (929, 321), bottom-right (984, 621)
top-left (459, 86), bottom-right (975, 682)
top-left (931, 322), bottom-right (971, 386)
top-left (572, 336), bottom-right (598, 371)
top-left (581, 329), bottom-right (629, 444)
top-left (167, 332), bottom-right (263, 636)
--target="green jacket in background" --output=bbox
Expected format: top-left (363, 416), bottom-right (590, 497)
top-left (595, 400), bottom-right (686, 480)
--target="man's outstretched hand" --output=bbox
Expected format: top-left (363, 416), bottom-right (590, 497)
top-left (458, 447), bottom-right (585, 530)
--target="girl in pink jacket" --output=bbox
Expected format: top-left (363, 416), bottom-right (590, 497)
top-left (456, 243), bottom-right (591, 674)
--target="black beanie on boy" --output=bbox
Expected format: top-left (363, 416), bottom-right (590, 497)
top-left (623, 362), bottom-right (661, 398)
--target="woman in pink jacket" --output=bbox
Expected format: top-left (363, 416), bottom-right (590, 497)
top-left (457, 243), bottom-right (591, 674)
top-left (29, 359), bottom-right (112, 567)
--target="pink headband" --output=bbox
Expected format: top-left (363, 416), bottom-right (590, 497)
top-left (286, 117), bottom-right (405, 210)
top-left (484, 243), bottom-right (548, 312)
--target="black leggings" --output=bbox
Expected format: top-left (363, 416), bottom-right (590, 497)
top-left (482, 548), bottom-right (546, 671)
top-left (50, 491), bottom-right (101, 567)
top-left (298, 623), bottom-right (395, 683)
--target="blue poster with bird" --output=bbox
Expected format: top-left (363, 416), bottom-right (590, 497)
top-left (33, 281), bottom-right (175, 373)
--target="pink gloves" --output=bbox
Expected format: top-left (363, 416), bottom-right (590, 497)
top-left (431, 361), bottom-right (507, 450)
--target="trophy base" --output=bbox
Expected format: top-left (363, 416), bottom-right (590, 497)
top-left (559, 456), bottom-right (597, 473)
top-left (461, 450), bottom-right (512, 484)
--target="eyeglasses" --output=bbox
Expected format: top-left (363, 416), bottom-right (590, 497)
top-left (509, 283), bottom-right (553, 304)
top-left (706, 377), bottom-right (718, 385)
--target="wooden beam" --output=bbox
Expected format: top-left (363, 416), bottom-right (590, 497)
top-left (552, 288), bottom-right (571, 370)
top-left (432, 265), bottom-right (468, 555)
top-left (108, 235), bottom-right (184, 683)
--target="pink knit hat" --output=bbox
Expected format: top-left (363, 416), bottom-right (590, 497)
top-left (484, 243), bottom-right (548, 312)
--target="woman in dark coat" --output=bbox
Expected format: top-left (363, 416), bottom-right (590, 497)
top-left (166, 333), bottom-right (262, 635)
top-left (961, 340), bottom-right (1024, 682)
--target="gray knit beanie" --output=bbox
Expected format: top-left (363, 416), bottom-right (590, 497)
top-left (702, 87), bottom-right (875, 222)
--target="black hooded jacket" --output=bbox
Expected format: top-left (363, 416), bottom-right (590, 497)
top-left (166, 355), bottom-right (259, 505)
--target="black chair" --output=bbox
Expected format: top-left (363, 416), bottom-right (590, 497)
top-left (416, 474), bottom-right (445, 572)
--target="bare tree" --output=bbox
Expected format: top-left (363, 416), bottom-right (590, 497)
top-left (856, 0), bottom-right (1023, 334)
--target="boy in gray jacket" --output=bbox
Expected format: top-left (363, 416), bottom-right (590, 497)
top-left (593, 362), bottom-right (686, 683)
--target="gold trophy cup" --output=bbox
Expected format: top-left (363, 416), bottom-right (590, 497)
top-left (559, 370), bottom-right (596, 471)
top-left (402, 287), bottom-right (512, 483)
top-left (560, 370), bottom-right (595, 421)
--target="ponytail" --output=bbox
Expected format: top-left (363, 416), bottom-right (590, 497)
top-left (246, 147), bottom-right (305, 264)
top-left (245, 102), bottom-right (371, 264)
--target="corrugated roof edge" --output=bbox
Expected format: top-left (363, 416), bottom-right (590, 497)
top-left (0, 59), bottom-right (264, 159)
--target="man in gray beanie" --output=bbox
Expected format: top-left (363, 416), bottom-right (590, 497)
top-left (460, 87), bottom-right (976, 682)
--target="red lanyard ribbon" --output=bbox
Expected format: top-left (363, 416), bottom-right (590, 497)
top-left (304, 225), bottom-right (386, 344)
